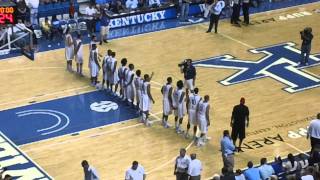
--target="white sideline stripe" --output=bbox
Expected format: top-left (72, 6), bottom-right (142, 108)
top-left (22, 111), bottom-right (163, 151)
top-left (0, 66), bottom-right (64, 73)
top-left (0, 85), bottom-right (91, 109)
top-left (285, 142), bottom-right (310, 156)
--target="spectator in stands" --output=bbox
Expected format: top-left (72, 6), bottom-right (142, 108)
top-left (298, 154), bottom-right (309, 170)
top-left (125, 161), bottom-right (146, 180)
top-left (0, 27), bottom-right (7, 47)
top-left (235, 169), bottom-right (245, 180)
top-left (307, 113), bottom-right (320, 153)
top-left (149, 0), bottom-right (161, 8)
top-left (174, 148), bottom-right (190, 180)
top-left (188, 153), bottom-right (202, 180)
top-left (283, 153), bottom-right (298, 175)
top-left (25, 0), bottom-right (40, 25)
top-left (179, 0), bottom-right (191, 22)
top-left (220, 130), bottom-right (236, 172)
top-left (126, 0), bottom-right (139, 9)
top-left (81, 160), bottom-right (100, 180)
top-left (69, 0), bottom-right (76, 19)
top-left (301, 166), bottom-right (314, 180)
top-left (41, 17), bottom-right (53, 41)
top-left (99, 8), bottom-right (110, 45)
top-left (244, 161), bottom-right (260, 180)
top-left (272, 156), bottom-right (284, 177)
top-left (85, 3), bottom-right (99, 37)
top-left (111, 0), bottom-right (125, 14)
top-left (16, 0), bottom-right (28, 23)
top-left (220, 167), bottom-right (235, 180)
top-left (258, 157), bottom-right (275, 180)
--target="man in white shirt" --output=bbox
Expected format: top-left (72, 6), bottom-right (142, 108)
top-left (174, 148), bottom-right (191, 180)
top-left (81, 160), bottom-right (100, 180)
top-left (85, 3), bottom-right (98, 37)
top-left (206, 0), bottom-right (225, 33)
top-left (307, 113), bottom-right (320, 153)
top-left (25, 0), bottom-right (39, 25)
top-left (188, 154), bottom-right (202, 180)
top-left (125, 161), bottom-right (146, 180)
top-left (126, 0), bottom-right (139, 9)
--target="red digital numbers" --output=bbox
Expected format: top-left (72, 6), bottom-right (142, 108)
top-left (0, 13), bottom-right (14, 24)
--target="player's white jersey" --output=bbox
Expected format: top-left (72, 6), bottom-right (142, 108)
top-left (188, 94), bottom-right (201, 112)
top-left (173, 89), bottom-right (184, 107)
top-left (119, 66), bottom-right (128, 84)
top-left (142, 81), bottom-right (151, 111)
top-left (162, 84), bottom-right (172, 101)
top-left (162, 84), bottom-right (172, 116)
top-left (197, 100), bottom-right (209, 119)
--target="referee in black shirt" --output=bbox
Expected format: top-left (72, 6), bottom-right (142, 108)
top-left (182, 59), bottom-right (196, 93)
top-left (230, 97), bottom-right (249, 152)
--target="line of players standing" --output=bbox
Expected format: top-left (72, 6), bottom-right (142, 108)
top-left (65, 32), bottom-right (211, 147)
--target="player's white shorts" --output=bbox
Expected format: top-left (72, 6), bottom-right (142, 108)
top-left (100, 26), bottom-right (110, 36)
top-left (174, 103), bottom-right (185, 119)
top-left (136, 89), bottom-right (141, 103)
top-left (185, 79), bottom-right (194, 91)
top-left (90, 61), bottom-right (99, 77)
top-left (142, 94), bottom-right (152, 112)
top-left (126, 84), bottom-right (135, 102)
top-left (163, 98), bottom-right (172, 116)
top-left (65, 46), bottom-right (74, 61)
top-left (109, 70), bottom-right (119, 85)
top-left (75, 54), bottom-right (83, 64)
top-left (188, 110), bottom-right (197, 126)
top-left (198, 115), bottom-right (208, 133)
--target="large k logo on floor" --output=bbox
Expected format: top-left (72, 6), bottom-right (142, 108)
top-left (193, 42), bottom-right (320, 93)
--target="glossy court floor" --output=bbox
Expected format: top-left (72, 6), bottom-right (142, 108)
top-left (0, 2), bottom-right (320, 179)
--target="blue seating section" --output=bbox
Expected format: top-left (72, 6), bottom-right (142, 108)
top-left (38, 2), bottom-right (79, 17)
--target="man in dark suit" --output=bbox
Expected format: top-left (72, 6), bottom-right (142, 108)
top-left (230, 97), bottom-right (249, 152)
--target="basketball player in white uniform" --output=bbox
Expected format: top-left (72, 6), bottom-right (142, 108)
top-left (89, 44), bottom-right (101, 87)
top-left (161, 77), bottom-right (173, 128)
top-left (118, 58), bottom-right (128, 100)
top-left (102, 49), bottom-right (112, 90)
top-left (134, 70), bottom-right (143, 112)
top-left (186, 87), bottom-right (202, 139)
top-left (125, 64), bottom-right (135, 106)
top-left (196, 95), bottom-right (210, 146)
top-left (141, 74), bottom-right (155, 126)
top-left (64, 27), bottom-right (74, 72)
top-left (173, 80), bottom-right (186, 134)
top-left (109, 52), bottom-right (119, 95)
top-left (74, 33), bottom-right (83, 76)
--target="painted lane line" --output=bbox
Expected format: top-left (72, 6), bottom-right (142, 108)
top-left (16, 109), bottom-right (70, 136)
top-left (0, 66), bottom-right (64, 73)
top-left (0, 85), bottom-right (91, 108)
top-left (285, 142), bottom-right (310, 156)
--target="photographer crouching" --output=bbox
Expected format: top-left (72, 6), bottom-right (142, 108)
top-left (300, 27), bottom-right (313, 66)
top-left (179, 59), bottom-right (196, 93)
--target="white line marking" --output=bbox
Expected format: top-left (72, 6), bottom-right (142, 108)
top-left (285, 142), bottom-right (310, 156)
top-left (21, 111), bottom-right (163, 150)
top-left (0, 85), bottom-right (91, 109)
top-left (16, 109), bottom-right (70, 136)
top-left (0, 67), bottom-right (64, 73)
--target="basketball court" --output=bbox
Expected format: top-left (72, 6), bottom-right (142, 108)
top-left (0, 2), bottom-right (319, 179)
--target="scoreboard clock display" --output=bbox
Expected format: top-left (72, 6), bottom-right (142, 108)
top-left (0, 2), bottom-right (17, 25)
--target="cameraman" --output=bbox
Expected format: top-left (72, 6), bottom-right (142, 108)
top-left (300, 27), bottom-right (313, 66)
top-left (180, 59), bottom-right (196, 93)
